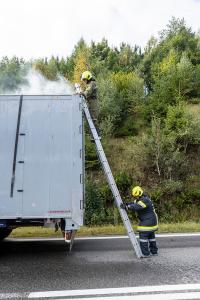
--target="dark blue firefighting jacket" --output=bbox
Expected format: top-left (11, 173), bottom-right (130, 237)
top-left (127, 194), bottom-right (158, 232)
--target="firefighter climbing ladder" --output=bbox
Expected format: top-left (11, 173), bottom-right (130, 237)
top-left (82, 98), bottom-right (143, 259)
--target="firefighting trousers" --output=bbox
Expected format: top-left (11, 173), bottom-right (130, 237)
top-left (87, 99), bottom-right (100, 136)
top-left (139, 231), bottom-right (158, 256)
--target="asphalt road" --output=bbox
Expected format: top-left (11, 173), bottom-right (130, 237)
top-left (0, 234), bottom-right (200, 299)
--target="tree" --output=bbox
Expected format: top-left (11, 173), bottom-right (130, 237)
top-left (59, 57), bottom-right (67, 77)
top-left (177, 53), bottom-right (195, 98)
top-left (98, 71), bottom-right (144, 136)
top-left (141, 17), bottom-right (199, 91)
top-left (0, 56), bottom-right (28, 92)
top-left (118, 43), bottom-right (142, 72)
top-left (73, 39), bottom-right (90, 85)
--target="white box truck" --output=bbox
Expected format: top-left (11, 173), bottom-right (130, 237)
top-left (0, 95), bottom-right (84, 249)
top-left (0, 94), bottom-right (142, 258)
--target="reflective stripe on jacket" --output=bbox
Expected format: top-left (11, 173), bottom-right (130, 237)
top-left (127, 194), bottom-right (158, 232)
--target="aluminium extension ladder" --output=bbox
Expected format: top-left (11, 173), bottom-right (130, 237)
top-left (82, 98), bottom-right (142, 259)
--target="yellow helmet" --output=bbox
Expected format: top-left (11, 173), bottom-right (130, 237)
top-left (132, 186), bottom-right (143, 197)
top-left (81, 71), bottom-right (92, 81)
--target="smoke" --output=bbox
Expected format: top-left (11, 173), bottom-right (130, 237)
top-left (15, 69), bottom-right (74, 95)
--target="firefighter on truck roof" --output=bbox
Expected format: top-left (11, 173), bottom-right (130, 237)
top-left (80, 71), bottom-right (98, 121)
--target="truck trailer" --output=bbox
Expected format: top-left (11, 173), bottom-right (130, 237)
top-left (0, 95), bottom-right (84, 249)
top-left (0, 94), bottom-right (142, 258)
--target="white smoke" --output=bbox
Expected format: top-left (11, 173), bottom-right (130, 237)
top-left (16, 69), bottom-right (74, 95)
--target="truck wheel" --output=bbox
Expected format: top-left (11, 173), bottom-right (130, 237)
top-left (0, 228), bottom-right (12, 241)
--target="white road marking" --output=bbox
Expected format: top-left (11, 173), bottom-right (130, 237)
top-left (28, 284), bottom-right (200, 298)
top-left (6, 232), bottom-right (200, 242)
top-left (77, 233), bottom-right (200, 239)
top-left (1, 284), bottom-right (200, 299)
top-left (51, 293), bottom-right (200, 300)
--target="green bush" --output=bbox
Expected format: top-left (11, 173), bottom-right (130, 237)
top-left (98, 71), bottom-right (144, 137)
top-left (114, 116), bottom-right (139, 137)
top-left (115, 171), bottom-right (132, 195)
top-left (84, 181), bottom-right (106, 225)
top-left (160, 180), bottom-right (183, 195)
top-left (85, 135), bottom-right (99, 170)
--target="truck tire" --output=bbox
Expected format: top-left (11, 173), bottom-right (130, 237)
top-left (0, 228), bottom-right (12, 241)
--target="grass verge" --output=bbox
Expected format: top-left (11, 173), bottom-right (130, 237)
top-left (10, 222), bottom-right (200, 238)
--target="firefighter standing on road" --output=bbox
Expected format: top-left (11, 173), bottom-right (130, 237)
top-left (120, 186), bottom-right (158, 257)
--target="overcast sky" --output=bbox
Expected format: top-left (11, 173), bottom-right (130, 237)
top-left (0, 0), bottom-right (199, 60)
